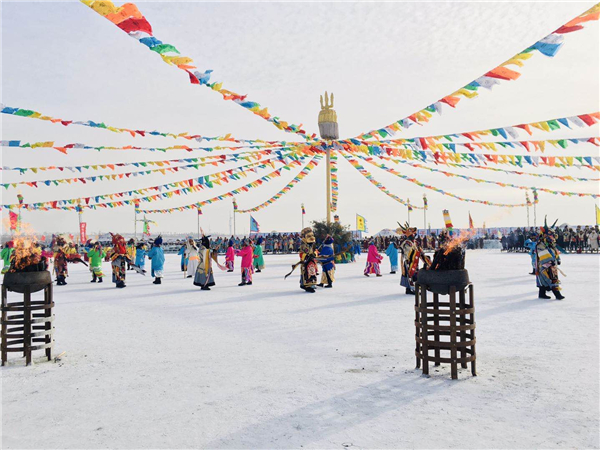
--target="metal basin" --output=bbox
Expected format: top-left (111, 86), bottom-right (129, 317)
top-left (2, 271), bottom-right (52, 293)
top-left (417, 269), bottom-right (470, 295)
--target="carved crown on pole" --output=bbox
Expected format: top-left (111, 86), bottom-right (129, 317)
top-left (318, 91), bottom-right (339, 139)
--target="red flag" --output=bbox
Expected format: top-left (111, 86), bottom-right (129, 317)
top-left (9, 211), bottom-right (18, 230)
top-left (80, 222), bottom-right (87, 243)
top-left (468, 212), bottom-right (474, 230)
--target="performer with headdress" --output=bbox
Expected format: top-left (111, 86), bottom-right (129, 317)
top-left (52, 235), bottom-right (81, 286)
top-left (236, 239), bottom-right (256, 286)
top-left (225, 239), bottom-right (235, 272)
top-left (385, 241), bottom-right (399, 274)
top-left (194, 235), bottom-right (216, 290)
top-left (364, 241), bottom-right (383, 277)
top-left (184, 237), bottom-right (199, 278)
top-left (109, 233), bottom-right (128, 288)
top-left (317, 235), bottom-right (335, 288)
top-left (87, 241), bottom-right (104, 283)
top-left (126, 239), bottom-right (136, 270)
top-left (147, 236), bottom-right (165, 284)
top-left (397, 222), bottom-right (430, 295)
top-left (135, 241), bottom-right (147, 271)
top-left (284, 227), bottom-right (319, 293)
top-left (253, 237), bottom-right (265, 273)
top-left (535, 218), bottom-right (565, 300)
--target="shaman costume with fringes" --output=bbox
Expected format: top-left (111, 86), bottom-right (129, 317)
top-left (296, 227), bottom-right (319, 293)
top-left (53, 236), bottom-right (77, 286)
top-left (194, 236), bottom-right (216, 290)
top-left (397, 222), bottom-right (430, 295)
top-left (535, 218), bottom-right (565, 300)
top-left (110, 233), bottom-right (128, 288)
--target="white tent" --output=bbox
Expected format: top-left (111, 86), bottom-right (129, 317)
top-left (374, 229), bottom-right (398, 237)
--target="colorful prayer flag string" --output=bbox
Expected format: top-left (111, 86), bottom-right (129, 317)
top-left (361, 155), bottom-right (599, 199)
top-left (237, 157), bottom-right (322, 213)
top-left (355, 4), bottom-right (600, 140)
top-left (80, 0), bottom-right (315, 140)
top-left (2, 154), bottom-right (307, 210)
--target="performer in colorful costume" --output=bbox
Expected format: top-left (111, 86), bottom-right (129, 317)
top-left (135, 242), bottom-right (147, 270)
top-left (110, 233), bottom-right (128, 288)
top-left (126, 239), bottom-right (136, 270)
top-left (1, 241), bottom-right (14, 274)
top-left (535, 218), bottom-right (565, 300)
top-left (385, 241), bottom-right (399, 274)
top-left (147, 236), bottom-right (165, 284)
top-left (236, 239), bottom-right (256, 286)
top-left (253, 237), bottom-right (265, 273)
top-left (87, 241), bottom-right (104, 283)
top-left (185, 237), bottom-right (199, 278)
top-left (285, 227), bottom-right (319, 293)
top-left (52, 236), bottom-right (70, 286)
top-left (317, 235), bottom-right (335, 288)
top-left (397, 222), bottom-right (430, 295)
top-left (364, 241), bottom-right (383, 277)
top-left (194, 235), bottom-right (216, 290)
top-left (225, 240), bottom-right (235, 272)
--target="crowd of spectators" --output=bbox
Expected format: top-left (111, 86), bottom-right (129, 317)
top-left (44, 226), bottom-right (597, 257)
top-left (501, 225), bottom-right (600, 253)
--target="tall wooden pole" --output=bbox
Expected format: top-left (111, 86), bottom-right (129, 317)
top-left (318, 91), bottom-right (338, 225)
top-left (326, 145), bottom-right (332, 224)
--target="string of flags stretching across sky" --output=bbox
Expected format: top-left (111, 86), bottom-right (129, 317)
top-left (2, 3), bottom-right (599, 217)
top-left (80, 0), bottom-right (315, 140)
top-left (355, 4), bottom-right (600, 140)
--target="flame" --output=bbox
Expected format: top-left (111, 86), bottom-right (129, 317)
top-left (2, 220), bottom-right (45, 272)
top-left (442, 228), bottom-right (477, 256)
top-left (11, 237), bottom-right (43, 271)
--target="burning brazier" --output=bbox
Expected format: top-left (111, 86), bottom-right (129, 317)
top-left (414, 245), bottom-right (476, 379)
top-left (1, 244), bottom-right (54, 366)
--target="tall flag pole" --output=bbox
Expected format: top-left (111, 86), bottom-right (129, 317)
top-left (423, 194), bottom-right (428, 232)
top-left (407, 198), bottom-right (412, 226)
top-left (77, 200), bottom-right (86, 245)
top-left (197, 205), bottom-right (202, 239)
top-left (443, 209), bottom-right (454, 234)
top-left (134, 199), bottom-right (140, 239)
top-left (301, 203), bottom-right (306, 229)
top-left (533, 188), bottom-right (538, 227)
top-left (468, 211), bottom-right (475, 230)
top-left (16, 193), bottom-right (24, 233)
top-left (526, 191), bottom-right (531, 228)
top-left (232, 198), bottom-right (238, 236)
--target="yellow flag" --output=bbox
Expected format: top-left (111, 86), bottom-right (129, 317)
top-left (596, 205), bottom-right (600, 225)
top-left (356, 214), bottom-right (367, 232)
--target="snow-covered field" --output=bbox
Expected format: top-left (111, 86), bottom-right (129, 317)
top-left (1, 250), bottom-right (598, 449)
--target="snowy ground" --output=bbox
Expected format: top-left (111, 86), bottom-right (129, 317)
top-left (1, 250), bottom-right (598, 449)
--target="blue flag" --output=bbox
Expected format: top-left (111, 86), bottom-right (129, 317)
top-left (250, 215), bottom-right (260, 233)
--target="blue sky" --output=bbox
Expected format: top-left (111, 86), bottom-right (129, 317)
top-left (1, 1), bottom-right (599, 236)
